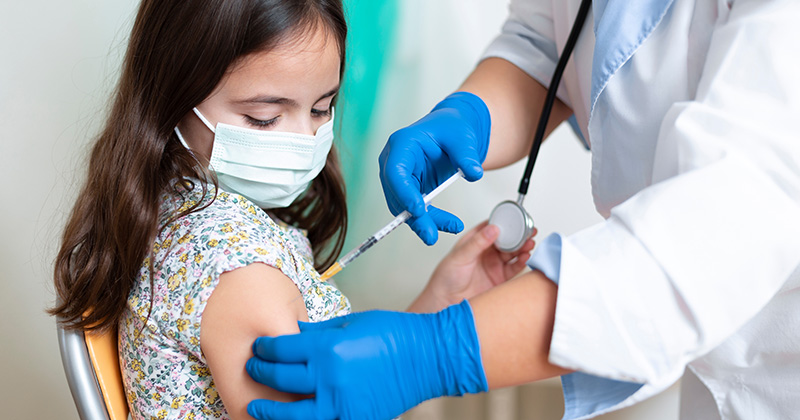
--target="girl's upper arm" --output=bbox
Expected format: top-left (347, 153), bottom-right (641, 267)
top-left (200, 263), bottom-right (309, 420)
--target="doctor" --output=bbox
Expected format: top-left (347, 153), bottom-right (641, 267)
top-left (245, 1), bottom-right (800, 419)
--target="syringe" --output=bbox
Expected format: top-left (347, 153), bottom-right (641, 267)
top-left (320, 170), bottom-right (464, 281)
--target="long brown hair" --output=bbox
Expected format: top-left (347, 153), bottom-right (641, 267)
top-left (50, 0), bottom-right (348, 332)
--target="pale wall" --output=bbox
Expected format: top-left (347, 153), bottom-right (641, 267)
top-left (0, 1), bottom-right (139, 419)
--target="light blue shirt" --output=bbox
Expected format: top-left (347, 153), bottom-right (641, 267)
top-left (590, 0), bottom-right (675, 113)
top-left (527, 0), bottom-right (674, 418)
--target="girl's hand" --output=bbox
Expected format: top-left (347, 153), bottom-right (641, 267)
top-left (408, 221), bottom-right (535, 313)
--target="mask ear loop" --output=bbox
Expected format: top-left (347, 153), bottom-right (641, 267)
top-left (173, 127), bottom-right (194, 152)
top-left (193, 107), bottom-right (216, 133)
top-left (173, 106), bottom-right (215, 152)
top-left (173, 107), bottom-right (216, 153)
top-left (174, 108), bottom-right (217, 183)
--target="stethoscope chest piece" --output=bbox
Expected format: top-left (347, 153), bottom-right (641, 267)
top-left (486, 0), bottom-right (590, 254)
top-left (488, 200), bottom-right (534, 252)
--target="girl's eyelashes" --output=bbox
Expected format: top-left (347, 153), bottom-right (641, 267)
top-left (243, 107), bottom-right (330, 128)
top-left (244, 115), bottom-right (278, 128)
top-left (313, 98), bottom-right (334, 117)
top-left (311, 108), bottom-right (332, 118)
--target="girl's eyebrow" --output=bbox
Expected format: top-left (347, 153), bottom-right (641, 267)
top-left (316, 87), bottom-right (340, 102)
top-left (235, 87), bottom-right (340, 106)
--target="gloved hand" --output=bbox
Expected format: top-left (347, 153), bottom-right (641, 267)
top-left (246, 300), bottom-right (489, 420)
top-left (379, 91), bottom-right (491, 245)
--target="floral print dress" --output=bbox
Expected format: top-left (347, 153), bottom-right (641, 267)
top-left (119, 182), bottom-right (350, 419)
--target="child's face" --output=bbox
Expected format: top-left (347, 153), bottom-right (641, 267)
top-left (178, 27), bottom-right (340, 161)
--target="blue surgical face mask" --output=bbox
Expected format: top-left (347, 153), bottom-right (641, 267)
top-left (175, 108), bottom-right (334, 209)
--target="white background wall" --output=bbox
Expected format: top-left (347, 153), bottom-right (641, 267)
top-left (0, 1), bottom-right (677, 419)
top-left (0, 1), bottom-right (140, 418)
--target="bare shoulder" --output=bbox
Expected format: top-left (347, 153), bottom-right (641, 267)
top-left (201, 263), bottom-right (309, 420)
top-left (203, 263), bottom-right (309, 335)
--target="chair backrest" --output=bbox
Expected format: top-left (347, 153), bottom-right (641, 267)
top-left (57, 321), bottom-right (130, 420)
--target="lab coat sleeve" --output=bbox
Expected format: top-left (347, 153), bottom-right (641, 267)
top-left (540, 1), bottom-right (800, 418)
top-left (481, 0), bottom-right (571, 105)
top-left (529, 234), bottom-right (648, 418)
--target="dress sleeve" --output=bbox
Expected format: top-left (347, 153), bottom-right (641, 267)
top-left (533, 1), bottom-right (800, 418)
top-left (174, 199), bottom-right (304, 358)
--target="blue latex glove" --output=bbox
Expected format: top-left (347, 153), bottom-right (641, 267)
top-left (246, 300), bottom-right (489, 420)
top-left (379, 92), bottom-right (491, 245)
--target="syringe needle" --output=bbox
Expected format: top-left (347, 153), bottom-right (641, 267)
top-left (319, 170), bottom-right (464, 281)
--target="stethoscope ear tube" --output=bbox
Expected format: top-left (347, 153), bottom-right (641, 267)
top-left (489, 0), bottom-right (591, 252)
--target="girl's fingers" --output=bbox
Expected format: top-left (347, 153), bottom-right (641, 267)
top-left (498, 238), bottom-right (535, 263)
top-left (454, 220), bottom-right (488, 248)
top-left (456, 224), bottom-right (500, 263)
top-left (504, 251), bottom-right (532, 279)
top-left (500, 251), bottom-right (517, 264)
top-left (521, 238), bottom-right (536, 252)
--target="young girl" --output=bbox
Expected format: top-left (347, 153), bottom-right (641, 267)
top-left (51, 0), bottom-right (534, 419)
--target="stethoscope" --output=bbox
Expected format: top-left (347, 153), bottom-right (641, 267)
top-left (488, 0), bottom-right (592, 252)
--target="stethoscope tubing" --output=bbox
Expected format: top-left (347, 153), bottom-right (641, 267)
top-left (517, 0), bottom-right (592, 199)
top-left (489, 0), bottom-right (592, 252)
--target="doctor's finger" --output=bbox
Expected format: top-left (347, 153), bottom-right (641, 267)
top-left (245, 358), bottom-right (315, 394)
top-left (297, 314), bottom-right (353, 331)
top-left (444, 138), bottom-right (484, 182)
top-left (380, 144), bottom-right (426, 218)
top-left (248, 398), bottom-right (326, 420)
top-left (408, 213), bottom-right (439, 245)
top-left (427, 206), bottom-right (465, 234)
top-left (252, 334), bottom-right (311, 362)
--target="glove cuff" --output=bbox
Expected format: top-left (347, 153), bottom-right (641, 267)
top-left (433, 92), bottom-right (492, 163)
top-left (430, 299), bottom-right (489, 397)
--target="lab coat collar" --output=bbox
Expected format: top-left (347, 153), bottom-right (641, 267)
top-left (590, 0), bottom-right (675, 113)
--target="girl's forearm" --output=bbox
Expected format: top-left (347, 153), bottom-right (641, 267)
top-left (469, 270), bottom-right (572, 388)
top-left (407, 284), bottom-right (450, 313)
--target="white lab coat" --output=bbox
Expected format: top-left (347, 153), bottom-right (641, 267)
top-left (484, 0), bottom-right (800, 418)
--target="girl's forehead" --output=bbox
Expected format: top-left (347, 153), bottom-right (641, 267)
top-left (218, 29), bottom-right (341, 100)
top-left (234, 26), bottom-right (340, 74)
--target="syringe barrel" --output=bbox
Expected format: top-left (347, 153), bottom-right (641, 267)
top-left (340, 236), bottom-right (378, 267)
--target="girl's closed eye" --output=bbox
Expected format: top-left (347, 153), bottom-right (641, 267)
top-left (244, 115), bottom-right (279, 128)
top-left (244, 107), bottom-right (330, 129)
top-left (312, 107), bottom-right (332, 118)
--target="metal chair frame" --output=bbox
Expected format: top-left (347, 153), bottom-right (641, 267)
top-left (57, 322), bottom-right (114, 420)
